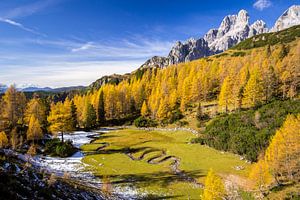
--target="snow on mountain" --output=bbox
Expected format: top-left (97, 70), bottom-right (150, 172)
top-left (271, 5), bottom-right (300, 32)
top-left (140, 5), bottom-right (300, 69)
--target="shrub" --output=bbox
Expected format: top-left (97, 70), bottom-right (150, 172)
top-left (45, 139), bottom-right (76, 157)
top-left (134, 117), bottom-right (158, 127)
top-left (231, 51), bottom-right (246, 57)
top-left (177, 120), bottom-right (189, 127)
top-left (169, 109), bottom-right (184, 124)
top-left (27, 144), bottom-right (37, 156)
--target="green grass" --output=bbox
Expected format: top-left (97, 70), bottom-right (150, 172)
top-left (81, 129), bottom-right (251, 199)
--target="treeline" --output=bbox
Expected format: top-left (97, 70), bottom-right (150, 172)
top-left (0, 87), bottom-right (48, 149)
top-left (35, 38), bottom-right (299, 131)
top-left (0, 86), bottom-right (96, 151)
top-left (67, 39), bottom-right (299, 125)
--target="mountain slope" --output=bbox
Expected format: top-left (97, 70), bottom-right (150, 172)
top-left (232, 25), bottom-right (300, 50)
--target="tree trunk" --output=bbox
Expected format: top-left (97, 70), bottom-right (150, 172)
top-left (61, 131), bottom-right (64, 143)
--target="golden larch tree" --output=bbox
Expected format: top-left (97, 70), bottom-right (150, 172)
top-left (249, 159), bottom-right (273, 192)
top-left (141, 100), bottom-right (149, 117)
top-left (265, 114), bottom-right (300, 184)
top-left (202, 168), bottom-right (226, 200)
top-left (0, 131), bottom-right (9, 148)
top-left (27, 115), bottom-right (43, 142)
top-left (48, 102), bottom-right (73, 142)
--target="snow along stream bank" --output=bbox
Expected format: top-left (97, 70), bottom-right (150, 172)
top-left (31, 128), bottom-right (143, 200)
top-left (34, 130), bottom-right (103, 187)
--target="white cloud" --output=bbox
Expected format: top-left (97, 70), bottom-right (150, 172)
top-left (71, 42), bottom-right (95, 52)
top-left (0, 36), bottom-right (174, 87)
top-left (253, 0), bottom-right (272, 11)
top-left (0, 18), bottom-right (46, 36)
top-left (4, 0), bottom-right (62, 19)
top-left (0, 60), bottom-right (142, 88)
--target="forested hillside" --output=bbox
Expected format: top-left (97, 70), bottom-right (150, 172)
top-left (69, 27), bottom-right (299, 126)
top-left (196, 100), bottom-right (300, 161)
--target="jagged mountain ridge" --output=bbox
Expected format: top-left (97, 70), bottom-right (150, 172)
top-left (140, 5), bottom-right (300, 69)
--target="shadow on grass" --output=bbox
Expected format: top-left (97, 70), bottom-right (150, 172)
top-left (97, 170), bottom-right (204, 188)
top-left (97, 146), bottom-right (150, 155)
top-left (136, 194), bottom-right (183, 200)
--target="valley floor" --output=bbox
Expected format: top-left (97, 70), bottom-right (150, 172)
top-left (81, 129), bottom-right (251, 199)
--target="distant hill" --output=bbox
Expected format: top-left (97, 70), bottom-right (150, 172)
top-left (88, 73), bottom-right (130, 91)
top-left (21, 87), bottom-right (53, 92)
top-left (0, 85), bottom-right (86, 94)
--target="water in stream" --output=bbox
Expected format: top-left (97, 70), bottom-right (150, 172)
top-left (34, 130), bottom-right (104, 187)
top-left (32, 128), bottom-right (141, 199)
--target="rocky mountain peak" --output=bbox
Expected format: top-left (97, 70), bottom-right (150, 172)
top-left (139, 5), bottom-right (300, 70)
top-left (249, 20), bottom-right (268, 37)
top-left (271, 5), bottom-right (300, 32)
top-left (237, 9), bottom-right (249, 25)
top-left (207, 9), bottom-right (259, 52)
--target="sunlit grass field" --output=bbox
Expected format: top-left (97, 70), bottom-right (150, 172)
top-left (81, 129), bottom-right (251, 199)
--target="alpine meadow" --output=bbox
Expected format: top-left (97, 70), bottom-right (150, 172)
top-left (0, 1), bottom-right (299, 200)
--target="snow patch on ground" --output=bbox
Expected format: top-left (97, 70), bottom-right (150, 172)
top-left (30, 129), bottom-right (142, 199)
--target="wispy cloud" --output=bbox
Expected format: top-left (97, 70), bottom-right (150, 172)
top-left (0, 0), bottom-right (63, 36)
top-left (0, 18), bottom-right (46, 36)
top-left (253, 0), bottom-right (272, 11)
top-left (71, 42), bottom-right (95, 52)
top-left (4, 0), bottom-right (62, 19)
top-left (0, 36), bottom-right (174, 87)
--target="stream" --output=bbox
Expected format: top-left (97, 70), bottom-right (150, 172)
top-left (34, 130), bottom-right (103, 188)
top-left (32, 128), bottom-right (141, 199)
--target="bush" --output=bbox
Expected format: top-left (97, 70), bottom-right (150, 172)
top-left (231, 51), bottom-right (246, 57)
top-left (134, 117), bottom-right (158, 127)
top-left (200, 100), bottom-right (300, 161)
top-left (169, 109), bottom-right (184, 124)
top-left (190, 137), bottom-right (205, 145)
top-left (177, 120), bottom-right (189, 127)
top-left (45, 139), bottom-right (77, 157)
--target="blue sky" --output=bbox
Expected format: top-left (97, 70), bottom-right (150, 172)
top-left (0, 0), bottom-right (298, 87)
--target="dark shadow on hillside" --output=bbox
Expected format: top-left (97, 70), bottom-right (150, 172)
top-left (97, 170), bottom-right (204, 188)
top-left (270, 182), bottom-right (296, 192)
